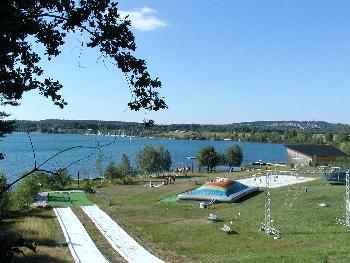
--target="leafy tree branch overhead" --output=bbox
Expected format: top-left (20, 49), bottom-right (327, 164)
top-left (0, 0), bottom-right (167, 114)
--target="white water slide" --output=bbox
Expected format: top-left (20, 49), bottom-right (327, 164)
top-left (54, 207), bottom-right (109, 263)
top-left (82, 205), bottom-right (165, 263)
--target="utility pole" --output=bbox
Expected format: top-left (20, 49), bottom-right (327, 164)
top-left (336, 170), bottom-right (350, 229)
top-left (259, 172), bottom-right (281, 239)
top-left (77, 171), bottom-right (80, 189)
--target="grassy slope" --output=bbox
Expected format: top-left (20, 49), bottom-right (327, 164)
top-left (89, 175), bottom-right (350, 263)
top-left (0, 208), bottom-right (72, 263)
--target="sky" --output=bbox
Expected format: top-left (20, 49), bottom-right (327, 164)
top-left (5, 0), bottom-right (350, 124)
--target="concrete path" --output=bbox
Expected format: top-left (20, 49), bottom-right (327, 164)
top-left (82, 205), bottom-right (165, 263)
top-left (54, 207), bottom-right (109, 263)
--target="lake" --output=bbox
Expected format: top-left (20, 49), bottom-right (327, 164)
top-left (0, 132), bottom-right (287, 182)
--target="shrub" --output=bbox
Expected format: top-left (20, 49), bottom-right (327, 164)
top-left (12, 173), bottom-right (47, 209)
top-left (48, 169), bottom-right (71, 190)
top-left (83, 180), bottom-right (95, 193)
top-left (0, 174), bottom-right (9, 219)
top-left (120, 153), bottom-right (135, 177)
top-left (121, 176), bottom-right (134, 185)
top-left (104, 162), bottom-right (123, 180)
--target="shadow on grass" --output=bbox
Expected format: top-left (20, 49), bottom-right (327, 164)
top-left (1, 231), bottom-right (67, 248)
top-left (0, 233), bottom-right (68, 263)
top-left (226, 229), bottom-right (239, 235)
top-left (285, 230), bottom-right (346, 235)
top-left (7, 208), bottom-right (56, 220)
top-left (11, 254), bottom-right (69, 263)
top-left (234, 190), bottom-right (263, 203)
top-left (36, 238), bottom-right (68, 247)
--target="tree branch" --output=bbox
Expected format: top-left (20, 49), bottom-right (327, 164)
top-left (39, 13), bottom-right (97, 36)
top-left (4, 133), bottom-right (118, 192)
top-left (26, 132), bottom-right (37, 168)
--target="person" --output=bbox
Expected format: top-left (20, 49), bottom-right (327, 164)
top-left (0, 153), bottom-right (4, 160)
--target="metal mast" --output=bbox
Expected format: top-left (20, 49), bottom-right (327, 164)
top-left (260, 172), bottom-right (280, 239)
top-left (264, 172), bottom-right (272, 229)
top-left (337, 170), bottom-right (350, 229)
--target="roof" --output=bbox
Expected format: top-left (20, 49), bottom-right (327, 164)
top-left (285, 144), bottom-right (347, 157)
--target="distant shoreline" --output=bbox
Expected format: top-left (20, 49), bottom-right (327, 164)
top-left (12, 119), bottom-right (350, 145)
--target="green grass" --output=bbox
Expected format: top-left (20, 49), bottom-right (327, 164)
top-left (48, 192), bottom-right (94, 207)
top-left (87, 174), bottom-right (350, 263)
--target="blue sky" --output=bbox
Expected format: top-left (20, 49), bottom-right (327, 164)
top-left (6, 1), bottom-right (350, 124)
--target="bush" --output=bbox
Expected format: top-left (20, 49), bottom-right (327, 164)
top-left (0, 174), bottom-right (9, 219)
top-left (340, 142), bottom-right (350, 155)
top-left (33, 172), bottom-right (50, 189)
top-left (121, 176), bottom-right (134, 185)
top-left (48, 169), bottom-right (71, 190)
top-left (159, 147), bottom-right (172, 172)
top-left (104, 162), bottom-right (123, 180)
top-left (12, 173), bottom-right (48, 209)
top-left (120, 154), bottom-right (133, 177)
top-left (83, 180), bottom-right (95, 193)
top-left (111, 176), bottom-right (134, 185)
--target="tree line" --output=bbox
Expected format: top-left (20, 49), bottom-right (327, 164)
top-left (197, 145), bottom-right (243, 172)
top-left (11, 120), bottom-right (350, 152)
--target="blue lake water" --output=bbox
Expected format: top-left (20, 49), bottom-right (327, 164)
top-left (0, 132), bottom-right (287, 182)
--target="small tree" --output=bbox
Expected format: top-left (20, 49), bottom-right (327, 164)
top-left (95, 148), bottom-right (104, 179)
top-left (225, 145), bottom-right (243, 168)
top-left (13, 173), bottom-right (46, 209)
top-left (137, 146), bottom-right (172, 175)
top-left (48, 169), bottom-right (71, 190)
top-left (104, 162), bottom-right (122, 180)
top-left (197, 146), bottom-right (220, 172)
top-left (137, 146), bottom-right (161, 175)
top-left (159, 147), bottom-right (172, 172)
top-left (120, 154), bottom-right (132, 177)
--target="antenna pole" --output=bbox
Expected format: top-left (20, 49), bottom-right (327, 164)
top-left (260, 172), bottom-right (280, 239)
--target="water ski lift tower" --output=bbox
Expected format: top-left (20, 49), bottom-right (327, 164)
top-left (336, 170), bottom-right (350, 229)
top-left (259, 172), bottom-right (281, 239)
